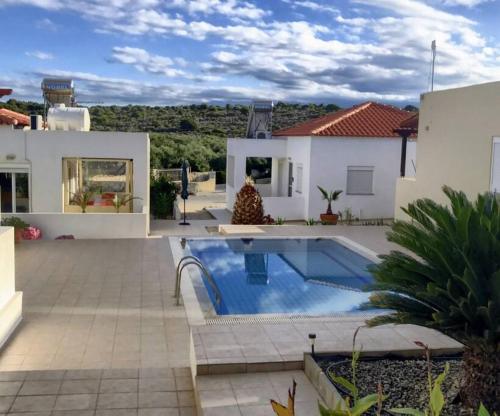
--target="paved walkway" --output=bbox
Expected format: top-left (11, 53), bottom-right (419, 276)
top-left (0, 238), bottom-right (195, 415)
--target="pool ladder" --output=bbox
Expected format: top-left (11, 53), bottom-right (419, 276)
top-left (174, 255), bottom-right (222, 307)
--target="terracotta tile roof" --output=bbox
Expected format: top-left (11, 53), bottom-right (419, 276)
top-left (0, 88), bottom-right (13, 98)
top-left (273, 101), bottom-right (416, 138)
top-left (0, 108), bottom-right (30, 126)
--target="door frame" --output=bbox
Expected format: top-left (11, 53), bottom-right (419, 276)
top-left (490, 137), bottom-right (500, 193)
top-left (0, 164), bottom-right (31, 213)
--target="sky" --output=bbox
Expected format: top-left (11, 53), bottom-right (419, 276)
top-left (0, 0), bottom-right (499, 106)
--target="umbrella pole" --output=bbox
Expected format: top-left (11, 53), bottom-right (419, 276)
top-left (180, 198), bottom-right (190, 226)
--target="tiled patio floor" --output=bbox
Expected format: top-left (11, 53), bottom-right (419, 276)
top-left (193, 320), bottom-right (462, 375)
top-left (0, 367), bottom-right (195, 415)
top-left (2, 239), bottom-right (189, 371)
top-left (1, 238), bottom-right (196, 415)
top-left (196, 370), bottom-right (321, 416)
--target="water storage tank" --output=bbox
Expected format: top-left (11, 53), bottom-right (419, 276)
top-left (47, 104), bottom-right (91, 131)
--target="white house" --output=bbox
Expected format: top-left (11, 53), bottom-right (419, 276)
top-left (0, 118), bottom-right (150, 239)
top-left (395, 81), bottom-right (500, 219)
top-left (227, 102), bottom-right (417, 221)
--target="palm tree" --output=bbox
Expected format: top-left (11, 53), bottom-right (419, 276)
top-left (365, 186), bottom-right (499, 412)
top-left (72, 190), bottom-right (94, 213)
top-left (317, 186), bottom-right (342, 215)
top-left (112, 193), bottom-right (142, 213)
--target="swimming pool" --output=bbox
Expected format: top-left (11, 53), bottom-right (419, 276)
top-left (183, 237), bottom-right (379, 316)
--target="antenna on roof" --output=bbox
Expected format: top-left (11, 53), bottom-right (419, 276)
top-left (430, 40), bottom-right (437, 92)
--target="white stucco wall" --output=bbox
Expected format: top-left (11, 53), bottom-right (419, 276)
top-left (226, 138), bottom-right (287, 210)
top-left (395, 81), bottom-right (500, 219)
top-left (0, 129), bottom-right (149, 213)
top-left (0, 227), bottom-right (22, 348)
top-left (226, 135), bottom-right (415, 221)
top-left (308, 137), bottom-right (415, 219)
top-left (0, 129), bottom-right (150, 238)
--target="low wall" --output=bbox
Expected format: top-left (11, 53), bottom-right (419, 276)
top-left (394, 177), bottom-right (418, 220)
top-left (0, 227), bottom-right (23, 348)
top-left (3, 213), bottom-right (149, 239)
top-left (263, 196), bottom-right (305, 220)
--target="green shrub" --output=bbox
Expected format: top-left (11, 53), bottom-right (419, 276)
top-left (1, 216), bottom-right (29, 229)
top-left (365, 186), bottom-right (500, 412)
top-left (150, 176), bottom-right (177, 219)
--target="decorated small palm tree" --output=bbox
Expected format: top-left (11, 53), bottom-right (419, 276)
top-left (365, 186), bottom-right (500, 412)
top-left (318, 186), bottom-right (342, 224)
top-left (231, 176), bottom-right (265, 225)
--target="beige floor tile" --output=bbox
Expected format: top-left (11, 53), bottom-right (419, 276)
top-left (54, 394), bottom-right (98, 410)
top-left (11, 394), bottom-right (57, 412)
top-left (95, 410), bottom-right (138, 416)
top-left (18, 380), bottom-right (61, 396)
top-left (100, 379), bottom-right (138, 394)
top-left (0, 396), bottom-right (15, 412)
top-left (97, 393), bottom-right (138, 409)
top-left (139, 392), bottom-right (178, 408)
top-left (0, 381), bottom-right (22, 396)
top-left (138, 408), bottom-right (180, 416)
top-left (60, 379), bottom-right (100, 395)
top-left (139, 378), bottom-right (176, 392)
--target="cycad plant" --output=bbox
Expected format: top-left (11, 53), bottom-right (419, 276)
top-left (365, 186), bottom-right (499, 412)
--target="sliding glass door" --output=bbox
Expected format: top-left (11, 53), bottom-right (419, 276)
top-left (0, 170), bottom-right (30, 213)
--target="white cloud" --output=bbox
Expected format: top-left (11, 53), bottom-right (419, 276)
top-left (439, 0), bottom-right (490, 6)
top-left (111, 47), bottom-right (186, 78)
top-left (2, 0), bottom-right (500, 104)
top-left (35, 17), bottom-right (58, 31)
top-left (281, 0), bottom-right (339, 14)
top-left (26, 50), bottom-right (54, 60)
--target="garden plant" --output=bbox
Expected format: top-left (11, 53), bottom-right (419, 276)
top-left (365, 186), bottom-right (500, 412)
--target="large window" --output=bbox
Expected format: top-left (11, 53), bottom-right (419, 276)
top-left (63, 158), bottom-right (133, 212)
top-left (0, 170), bottom-right (30, 213)
top-left (246, 157), bottom-right (272, 184)
top-left (346, 166), bottom-right (374, 195)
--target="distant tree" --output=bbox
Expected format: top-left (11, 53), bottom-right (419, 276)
top-left (403, 104), bottom-right (419, 112)
top-left (179, 117), bottom-right (199, 132)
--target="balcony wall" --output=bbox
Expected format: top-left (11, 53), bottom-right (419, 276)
top-left (0, 227), bottom-right (22, 348)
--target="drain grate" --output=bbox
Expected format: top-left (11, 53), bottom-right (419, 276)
top-left (204, 313), bottom-right (373, 325)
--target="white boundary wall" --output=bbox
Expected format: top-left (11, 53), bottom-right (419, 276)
top-left (2, 212), bottom-right (148, 240)
top-left (0, 227), bottom-right (22, 348)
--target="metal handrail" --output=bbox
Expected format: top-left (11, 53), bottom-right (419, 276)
top-left (174, 255), bottom-right (202, 296)
top-left (175, 256), bottom-right (222, 307)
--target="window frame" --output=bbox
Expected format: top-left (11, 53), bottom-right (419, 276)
top-left (295, 164), bottom-right (303, 194)
top-left (62, 157), bottom-right (134, 213)
top-left (346, 165), bottom-right (375, 196)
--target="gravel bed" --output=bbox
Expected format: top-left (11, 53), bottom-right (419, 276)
top-left (317, 355), bottom-right (466, 415)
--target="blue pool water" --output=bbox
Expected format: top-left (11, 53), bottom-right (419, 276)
top-left (185, 238), bottom-right (377, 316)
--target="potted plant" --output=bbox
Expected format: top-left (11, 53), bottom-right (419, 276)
top-left (112, 193), bottom-right (142, 213)
top-left (318, 186), bottom-right (342, 224)
top-left (1, 217), bottom-right (30, 243)
top-left (72, 189), bottom-right (94, 213)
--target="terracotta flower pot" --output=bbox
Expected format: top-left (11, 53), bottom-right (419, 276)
top-left (320, 213), bottom-right (339, 225)
top-left (14, 228), bottom-right (24, 243)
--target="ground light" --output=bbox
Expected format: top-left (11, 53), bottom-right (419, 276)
top-left (308, 333), bottom-right (316, 357)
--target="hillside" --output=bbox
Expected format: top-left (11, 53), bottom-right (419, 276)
top-left (0, 100), bottom-right (339, 136)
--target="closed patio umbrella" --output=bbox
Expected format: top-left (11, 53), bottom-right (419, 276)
top-left (179, 160), bottom-right (190, 225)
